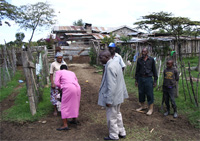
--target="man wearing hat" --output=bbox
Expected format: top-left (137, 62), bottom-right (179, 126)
top-left (108, 42), bottom-right (126, 71)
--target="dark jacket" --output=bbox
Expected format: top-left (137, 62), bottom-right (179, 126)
top-left (135, 56), bottom-right (158, 83)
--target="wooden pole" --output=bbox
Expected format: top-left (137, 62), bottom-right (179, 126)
top-left (180, 59), bottom-right (186, 101)
top-left (182, 62), bottom-right (193, 102)
top-left (21, 50), bottom-right (37, 115)
top-left (157, 57), bottom-right (162, 87)
top-left (3, 45), bottom-right (11, 82)
top-left (11, 47), bottom-right (17, 74)
top-left (196, 73), bottom-right (200, 105)
top-left (188, 62), bottom-right (198, 107)
top-left (7, 48), bottom-right (14, 78)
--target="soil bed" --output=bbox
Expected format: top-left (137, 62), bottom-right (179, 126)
top-left (0, 64), bottom-right (199, 141)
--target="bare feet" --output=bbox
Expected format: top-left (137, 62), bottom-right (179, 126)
top-left (53, 110), bottom-right (58, 116)
top-left (53, 105), bottom-right (58, 116)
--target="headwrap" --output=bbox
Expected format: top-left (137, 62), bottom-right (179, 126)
top-left (55, 52), bottom-right (63, 57)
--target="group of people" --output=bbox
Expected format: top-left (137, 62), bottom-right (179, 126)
top-left (49, 44), bottom-right (179, 140)
top-left (50, 47), bottom-right (81, 131)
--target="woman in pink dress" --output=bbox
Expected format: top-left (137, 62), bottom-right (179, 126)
top-left (54, 64), bottom-right (81, 131)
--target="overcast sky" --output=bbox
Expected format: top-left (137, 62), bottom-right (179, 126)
top-left (0, 0), bottom-right (200, 44)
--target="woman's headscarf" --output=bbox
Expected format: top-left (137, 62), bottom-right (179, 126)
top-left (55, 52), bottom-right (63, 58)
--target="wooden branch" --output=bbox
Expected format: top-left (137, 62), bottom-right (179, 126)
top-left (180, 60), bottom-right (186, 101)
top-left (183, 62), bottom-right (193, 102)
top-left (188, 62), bottom-right (198, 107)
top-left (196, 73), bottom-right (200, 105)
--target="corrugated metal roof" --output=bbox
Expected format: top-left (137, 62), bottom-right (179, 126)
top-left (64, 33), bottom-right (110, 40)
top-left (53, 26), bottom-right (114, 32)
top-left (65, 33), bottom-right (88, 36)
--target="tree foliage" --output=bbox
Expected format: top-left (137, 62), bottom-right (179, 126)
top-left (134, 11), bottom-right (200, 39)
top-left (0, 0), bottom-right (19, 26)
top-left (119, 35), bottom-right (133, 60)
top-left (15, 32), bottom-right (25, 42)
top-left (16, 2), bottom-right (56, 43)
top-left (134, 11), bottom-right (200, 57)
top-left (101, 33), bottom-right (116, 47)
top-left (73, 19), bottom-right (84, 26)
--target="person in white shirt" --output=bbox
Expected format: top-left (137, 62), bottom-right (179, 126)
top-left (50, 52), bottom-right (66, 116)
top-left (108, 42), bottom-right (126, 71)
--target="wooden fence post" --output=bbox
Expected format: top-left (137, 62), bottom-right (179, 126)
top-left (3, 45), bottom-right (11, 83)
top-left (42, 51), bottom-right (50, 85)
top-left (12, 47), bottom-right (17, 74)
top-left (188, 62), bottom-right (199, 107)
top-left (182, 62), bottom-right (193, 102)
top-left (21, 51), bottom-right (37, 115)
top-left (180, 59), bottom-right (186, 101)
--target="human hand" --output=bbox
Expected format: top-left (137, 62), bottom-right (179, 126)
top-left (153, 82), bottom-right (157, 87)
top-left (51, 83), bottom-right (55, 88)
top-left (135, 82), bottom-right (138, 87)
top-left (106, 103), bottom-right (111, 107)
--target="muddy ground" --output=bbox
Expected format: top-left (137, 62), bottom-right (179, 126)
top-left (0, 64), bottom-right (199, 141)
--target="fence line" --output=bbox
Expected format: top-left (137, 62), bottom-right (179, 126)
top-left (0, 45), bottom-right (17, 88)
top-left (21, 46), bottom-right (49, 115)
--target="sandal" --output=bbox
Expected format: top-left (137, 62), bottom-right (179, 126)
top-left (56, 127), bottom-right (70, 131)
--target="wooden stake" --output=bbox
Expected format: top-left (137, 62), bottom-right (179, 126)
top-left (183, 62), bottom-right (193, 103)
top-left (188, 62), bottom-right (198, 107)
top-left (180, 59), bottom-right (186, 101)
top-left (196, 73), bottom-right (199, 105)
top-left (21, 50), bottom-right (37, 115)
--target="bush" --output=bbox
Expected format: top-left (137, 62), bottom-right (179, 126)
top-left (89, 47), bottom-right (97, 65)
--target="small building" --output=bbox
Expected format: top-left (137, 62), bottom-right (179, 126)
top-left (52, 23), bottom-right (139, 63)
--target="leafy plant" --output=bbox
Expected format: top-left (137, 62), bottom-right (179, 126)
top-left (89, 47), bottom-right (97, 65)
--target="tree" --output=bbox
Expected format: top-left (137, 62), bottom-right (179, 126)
top-left (101, 33), bottom-right (116, 48)
top-left (15, 32), bottom-right (25, 47)
top-left (15, 32), bottom-right (25, 42)
top-left (73, 19), bottom-right (84, 26)
top-left (134, 11), bottom-right (200, 58)
top-left (16, 2), bottom-right (56, 43)
top-left (0, 0), bottom-right (19, 26)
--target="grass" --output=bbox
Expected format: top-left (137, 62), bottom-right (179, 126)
top-left (2, 86), bottom-right (52, 122)
top-left (0, 70), bottom-right (23, 102)
top-left (125, 56), bottom-right (200, 128)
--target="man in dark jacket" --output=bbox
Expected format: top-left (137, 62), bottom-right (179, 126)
top-left (135, 48), bottom-right (158, 115)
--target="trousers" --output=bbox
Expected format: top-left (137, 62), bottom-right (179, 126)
top-left (138, 77), bottom-right (154, 105)
top-left (106, 104), bottom-right (126, 139)
top-left (163, 86), bottom-right (177, 112)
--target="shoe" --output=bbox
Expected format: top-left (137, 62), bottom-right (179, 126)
top-left (56, 127), bottom-right (70, 131)
top-left (173, 112), bottom-right (178, 118)
top-left (104, 136), bottom-right (118, 140)
top-left (164, 111), bottom-right (169, 116)
top-left (119, 135), bottom-right (126, 139)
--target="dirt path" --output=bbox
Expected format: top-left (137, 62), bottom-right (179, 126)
top-left (0, 64), bottom-right (199, 141)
